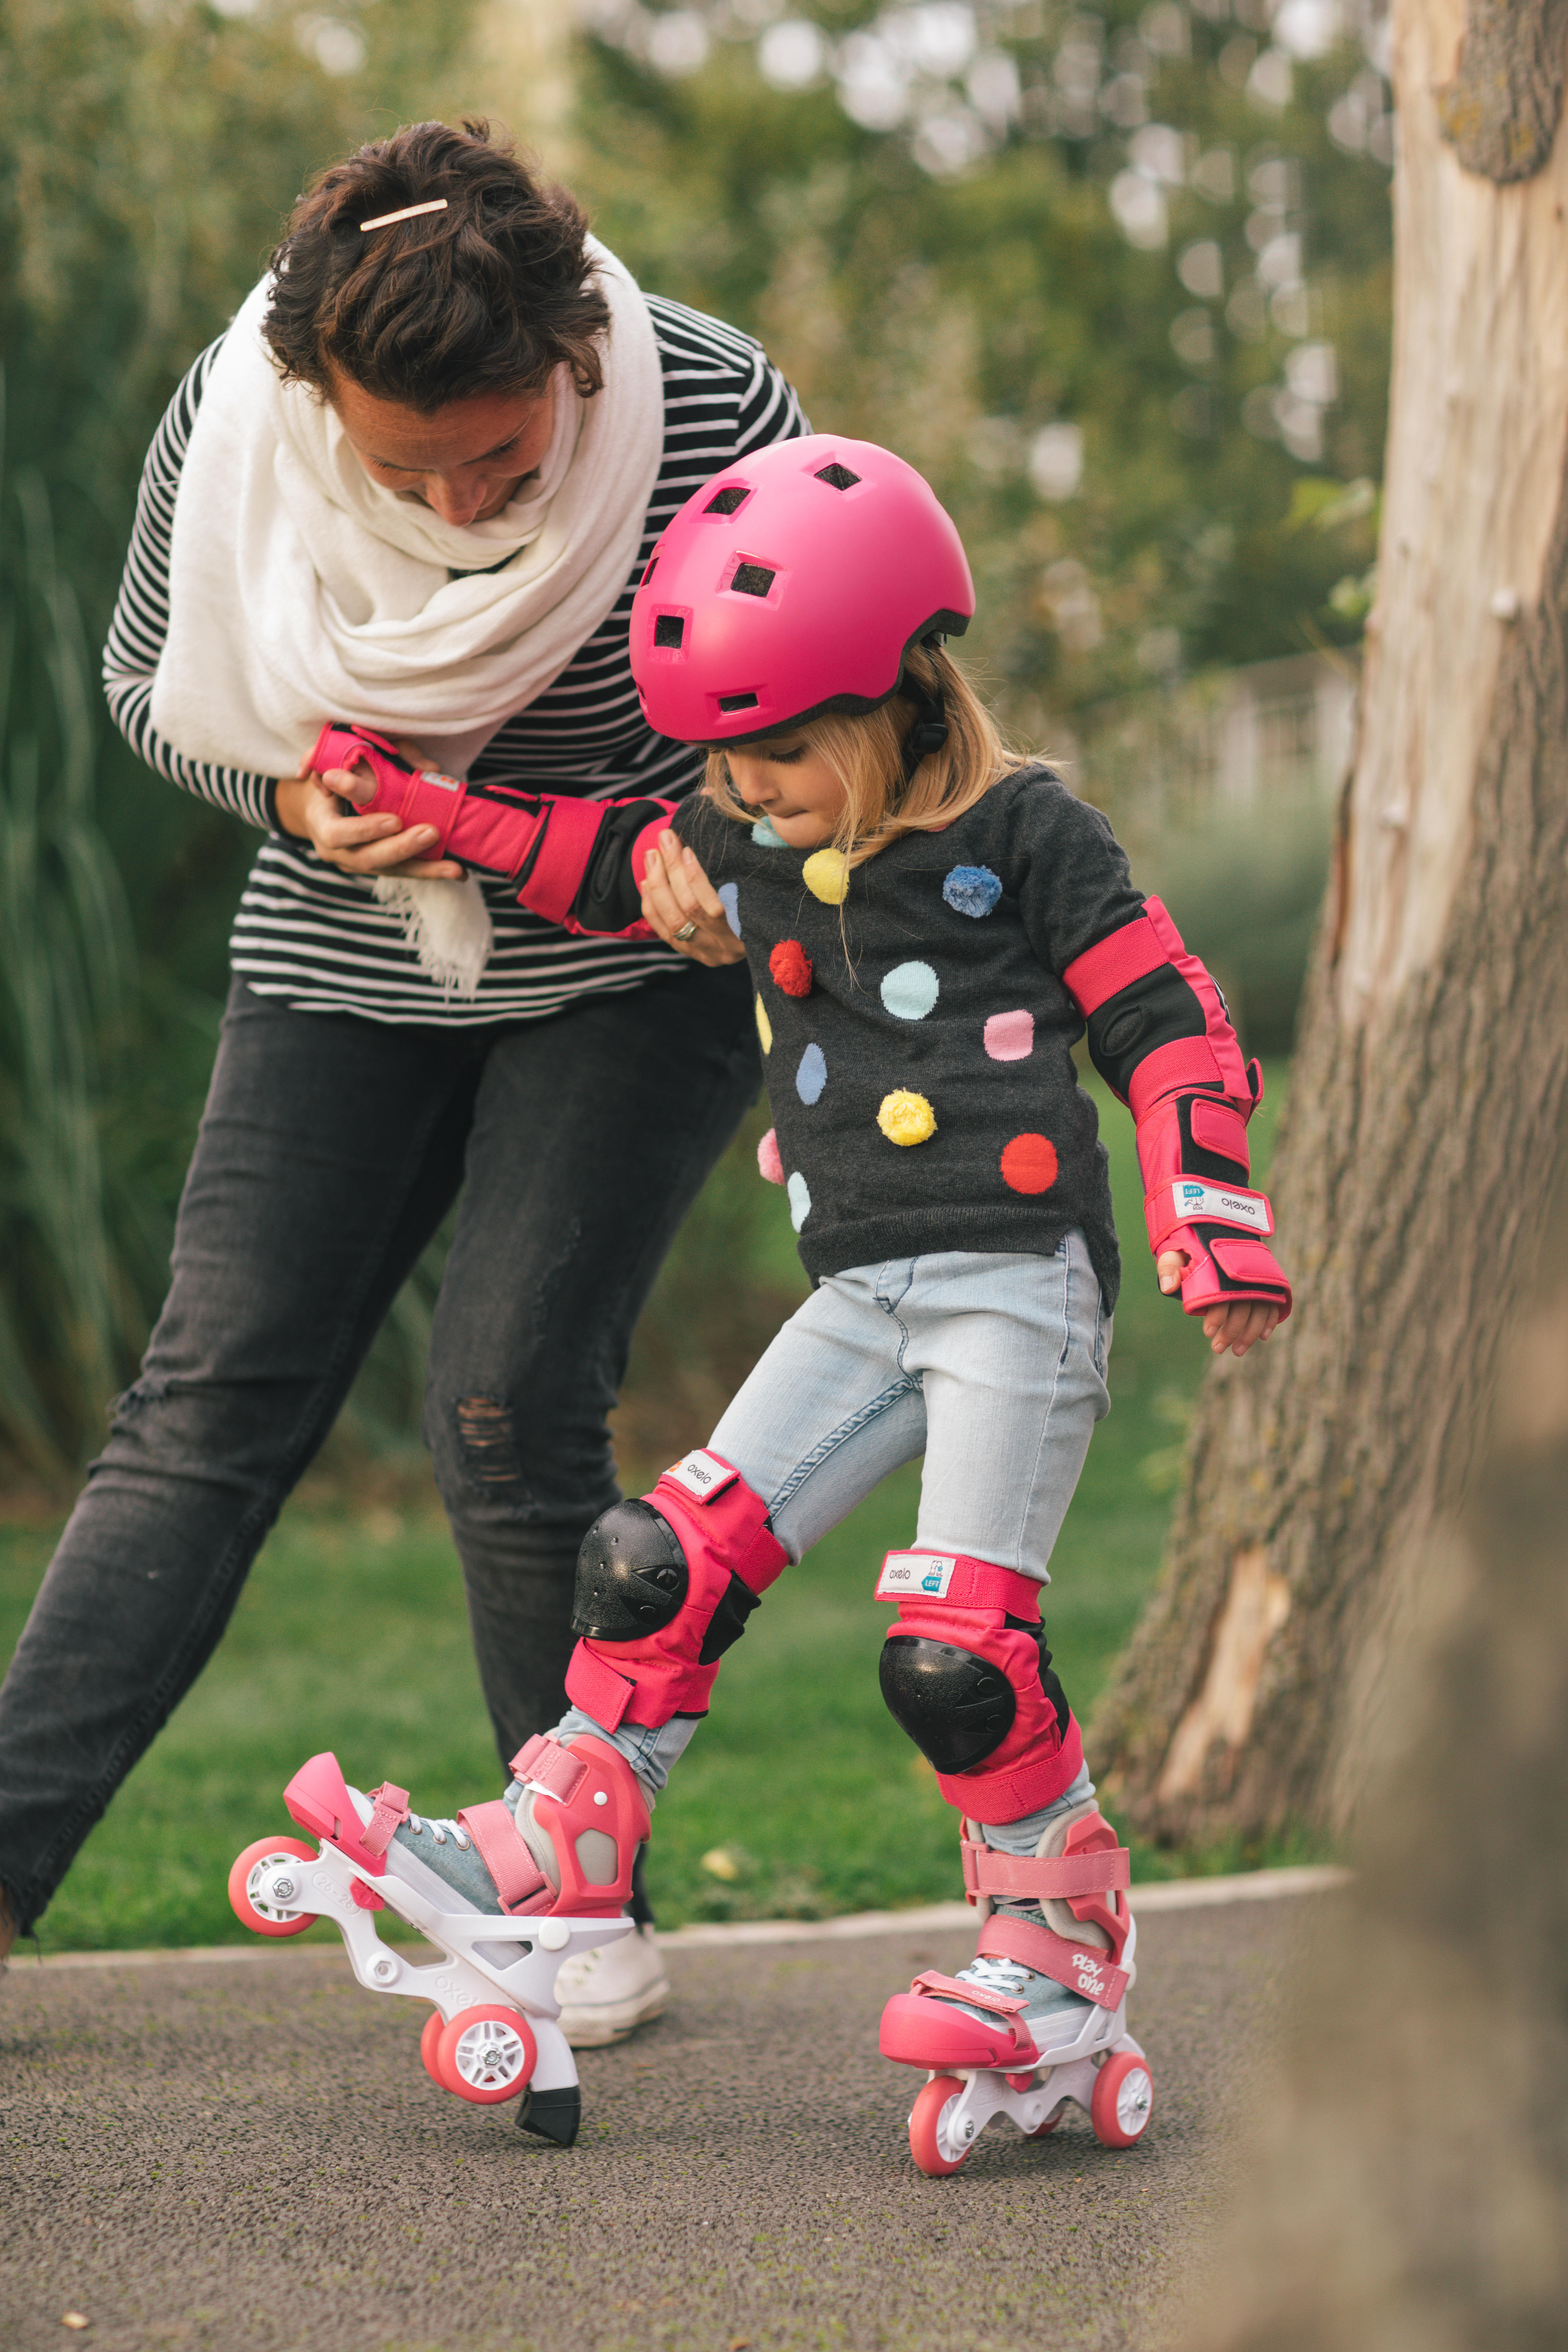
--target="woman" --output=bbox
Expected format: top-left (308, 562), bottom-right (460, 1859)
top-left (0, 120), bottom-right (804, 2041)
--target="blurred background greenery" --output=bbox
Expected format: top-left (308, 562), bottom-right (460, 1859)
top-left (1, 0), bottom-right (1384, 1482)
top-left (0, 0), bottom-right (1376, 1934)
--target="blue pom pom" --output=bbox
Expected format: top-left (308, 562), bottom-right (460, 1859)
top-left (942, 864), bottom-right (1003, 919)
top-left (751, 815), bottom-right (789, 849)
top-left (796, 1043), bottom-right (827, 1104)
top-left (718, 882), bottom-right (741, 937)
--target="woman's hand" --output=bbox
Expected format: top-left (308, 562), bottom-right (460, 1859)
top-left (273, 743), bottom-right (463, 881)
top-left (639, 831), bottom-right (745, 966)
top-left (1157, 1249), bottom-right (1281, 1358)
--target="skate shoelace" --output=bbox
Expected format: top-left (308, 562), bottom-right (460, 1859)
top-left (958, 1953), bottom-right (1037, 2000)
top-left (404, 1812), bottom-right (472, 1851)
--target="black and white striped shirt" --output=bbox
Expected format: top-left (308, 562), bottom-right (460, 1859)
top-left (104, 298), bottom-right (807, 1025)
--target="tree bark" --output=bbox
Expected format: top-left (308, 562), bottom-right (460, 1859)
top-left (1093, 0), bottom-right (1568, 1848)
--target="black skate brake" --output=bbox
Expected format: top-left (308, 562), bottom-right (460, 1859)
top-left (516, 2084), bottom-right (581, 2148)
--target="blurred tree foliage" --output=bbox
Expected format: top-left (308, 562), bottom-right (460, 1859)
top-left (0, 0), bottom-right (1391, 1473)
top-left (568, 0), bottom-right (1390, 733)
top-left (0, 0), bottom-right (474, 1471)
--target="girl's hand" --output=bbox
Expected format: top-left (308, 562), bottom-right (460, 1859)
top-left (1157, 1249), bottom-right (1281, 1358)
top-left (640, 831), bottom-right (744, 966)
top-left (272, 741), bottom-right (463, 881)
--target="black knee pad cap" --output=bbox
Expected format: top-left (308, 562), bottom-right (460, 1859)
top-left (572, 1501), bottom-right (688, 1641)
top-left (879, 1636), bottom-right (1017, 1775)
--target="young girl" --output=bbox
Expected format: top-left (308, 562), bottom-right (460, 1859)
top-left (298, 436), bottom-right (1290, 2160)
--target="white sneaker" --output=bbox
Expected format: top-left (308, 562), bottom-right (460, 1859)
top-left (554, 1923), bottom-right (670, 2047)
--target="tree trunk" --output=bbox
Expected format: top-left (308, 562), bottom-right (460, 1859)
top-left (1093, 0), bottom-right (1568, 1848)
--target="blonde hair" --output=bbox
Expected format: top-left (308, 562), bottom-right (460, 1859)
top-left (702, 641), bottom-right (1022, 869)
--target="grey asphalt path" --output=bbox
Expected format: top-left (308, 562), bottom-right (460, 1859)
top-left (0, 1896), bottom-right (1327, 2352)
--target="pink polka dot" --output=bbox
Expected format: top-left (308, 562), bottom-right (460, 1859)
top-left (757, 1128), bottom-right (785, 1185)
top-left (984, 1010), bottom-right (1034, 1062)
top-left (1000, 1133), bottom-right (1059, 1195)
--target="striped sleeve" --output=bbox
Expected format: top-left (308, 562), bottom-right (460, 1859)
top-left (102, 337), bottom-right (281, 832)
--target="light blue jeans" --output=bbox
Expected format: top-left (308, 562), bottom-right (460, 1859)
top-left (558, 1234), bottom-right (1111, 1832)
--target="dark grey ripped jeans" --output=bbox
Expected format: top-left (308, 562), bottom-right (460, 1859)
top-left (0, 966), bottom-right (759, 1936)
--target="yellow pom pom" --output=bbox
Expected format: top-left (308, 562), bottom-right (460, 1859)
top-left (755, 995), bottom-right (773, 1055)
top-left (877, 1089), bottom-right (937, 1146)
top-left (802, 849), bottom-right (851, 906)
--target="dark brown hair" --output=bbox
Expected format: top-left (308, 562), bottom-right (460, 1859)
top-left (263, 119), bottom-right (611, 411)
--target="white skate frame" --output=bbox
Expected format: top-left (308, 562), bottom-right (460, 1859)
top-left (250, 1843), bottom-right (634, 2099)
top-left (915, 1912), bottom-right (1146, 2164)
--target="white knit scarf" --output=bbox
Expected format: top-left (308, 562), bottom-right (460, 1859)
top-left (150, 240), bottom-right (664, 992)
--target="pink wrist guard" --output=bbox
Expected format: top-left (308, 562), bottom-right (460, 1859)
top-left (1064, 896), bottom-right (1292, 1324)
top-left (307, 720), bottom-right (546, 878)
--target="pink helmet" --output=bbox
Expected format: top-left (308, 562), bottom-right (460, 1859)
top-left (629, 434), bottom-right (974, 745)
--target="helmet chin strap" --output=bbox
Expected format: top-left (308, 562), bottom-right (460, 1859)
top-left (898, 677), bottom-right (950, 786)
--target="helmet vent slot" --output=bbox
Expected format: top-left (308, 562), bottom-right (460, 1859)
top-left (640, 555), bottom-right (658, 584)
top-left (814, 462), bottom-right (861, 491)
top-left (653, 614), bottom-right (685, 648)
top-left (718, 692), bottom-right (759, 712)
top-left (730, 562), bottom-right (777, 597)
top-left (705, 485), bottom-right (750, 515)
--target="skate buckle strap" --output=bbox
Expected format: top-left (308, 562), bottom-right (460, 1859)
top-left (958, 1830), bottom-right (1131, 1906)
top-left (909, 1971), bottom-right (1037, 2058)
top-left (976, 1912), bottom-right (1130, 2011)
top-left (360, 1782), bottom-right (410, 1859)
top-left (508, 1733), bottom-right (589, 1804)
top-left (455, 1798), bottom-right (552, 1916)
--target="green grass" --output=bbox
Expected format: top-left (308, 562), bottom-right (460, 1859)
top-left (0, 1069), bottom-right (1290, 1951)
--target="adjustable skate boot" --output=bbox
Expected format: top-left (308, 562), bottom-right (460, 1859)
top-left (880, 1800), bottom-right (1149, 2175)
top-left (868, 1545), bottom-right (1151, 2174)
top-left (228, 1732), bottom-right (649, 2146)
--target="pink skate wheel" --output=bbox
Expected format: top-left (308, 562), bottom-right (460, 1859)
top-left (436, 2005), bottom-right (538, 2104)
top-left (1025, 2105), bottom-right (1064, 2139)
top-left (1089, 2051), bottom-right (1154, 2148)
top-left (908, 2073), bottom-right (971, 2176)
top-left (228, 1836), bottom-right (319, 1937)
top-left (419, 2010), bottom-right (446, 2084)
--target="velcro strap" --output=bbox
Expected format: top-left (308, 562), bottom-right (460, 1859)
top-left (873, 1551), bottom-right (1041, 1615)
top-left (507, 1732), bottom-right (588, 1803)
top-left (563, 1642), bottom-right (637, 1734)
top-left (959, 1835), bottom-right (1132, 1904)
top-left (976, 1913), bottom-right (1130, 2011)
top-left (910, 1969), bottom-right (1028, 2021)
top-left (1127, 1039), bottom-right (1226, 1122)
top-left (1061, 914), bottom-right (1169, 1014)
top-left (522, 795), bottom-right (616, 926)
top-left (360, 1781), bottom-right (410, 1859)
top-left (455, 1799), bottom-right (551, 1916)
top-left (1145, 1178), bottom-right (1274, 1255)
top-left (657, 1448), bottom-right (741, 1507)
top-left (1208, 1236), bottom-right (1292, 1298)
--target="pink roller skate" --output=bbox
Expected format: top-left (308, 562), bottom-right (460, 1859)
top-left (228, 1733), bottom-right (649, 2145)
top-left (879, 1801), bottom-right (1151, 2176)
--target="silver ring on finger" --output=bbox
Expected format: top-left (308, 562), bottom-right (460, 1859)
top-left (673, 920), bottom-right (699, 942)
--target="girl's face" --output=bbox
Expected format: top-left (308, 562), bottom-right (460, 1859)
top-left (721, 736), bottom-right (848, 848)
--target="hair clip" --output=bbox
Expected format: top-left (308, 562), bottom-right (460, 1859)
top-left (359, 199), bottom-right (449, 232)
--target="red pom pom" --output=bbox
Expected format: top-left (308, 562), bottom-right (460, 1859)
top-left (769, 939), bottom-right (813, 998)
top-left (1000, 1134), bottom-right (1059, 1195)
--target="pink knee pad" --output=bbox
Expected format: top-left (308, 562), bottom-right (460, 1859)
top-left (565, 1450), bottom-right (788, 1732)
top-left (874, 1551), bottom-right (1084, 1821)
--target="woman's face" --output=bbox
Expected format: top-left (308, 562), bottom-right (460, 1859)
top-left (329, 373), bottom-right (556, 528)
